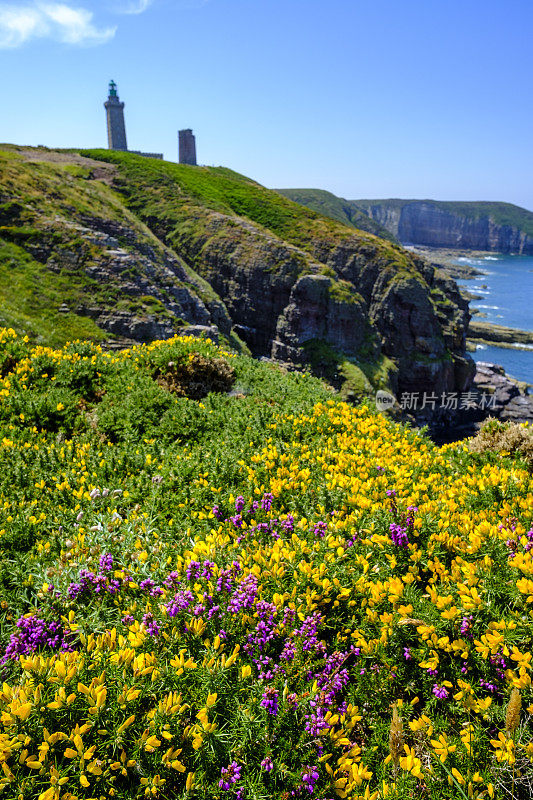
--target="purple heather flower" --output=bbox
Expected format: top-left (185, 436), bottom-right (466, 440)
top-left (301, 765), bottom-right (319, 795)
top-left (228, 574), bottom-right (258, 614)
top-left (287, 693), bottom-right (298, 708)
top-left (2, 615), bottom-right (74, 662)
top-left (403, 647), bottom-right (412, 660)
top-left (212, 505), bottom-right (223, 519)
top-left (261, 687), bottom-right (279, 716)
top-left (261, 492), bottom-right (274, 511)
top-left (281, 514), bottom-right (294, 533)
top-left (121, 614), bottom-right (134, 625)
top-left (432, 684), bottom-right (448, 699)
top-left (389, 521), bottom-right (409, 548)
top-left (142, 613), bottom-right (160, 637)
top-left (166, 589), bottom-right (194, 617)
top-left (202, 560), bottom-right (215, 579)
top-left (261, 756), bottom-right (274, 773)
top-left (99, 553), bottom-right (114, 572)
top-left (186, 560), bottom-right (201, 581)
top-left (219, 761), bottom-right (241, 790)
top-left (312, 521), bottom-right (327, 538)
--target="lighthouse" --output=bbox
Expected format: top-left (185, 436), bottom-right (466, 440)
top-left (104, 80), bottom-right (128, 151)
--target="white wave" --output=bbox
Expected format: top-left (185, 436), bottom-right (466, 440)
top-left (472, 289), bottom-right (490, 294)
top-left (509, 343), bottom-right (533, 350)
top-left (475, 344), bottom-right (487, 350)
top-left (484, 256), bottom-right (500, 261)
top-left (476, 305), bottom-right (500, 310)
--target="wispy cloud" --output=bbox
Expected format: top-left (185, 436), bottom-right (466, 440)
top-left (0, 2), bottom-right (116, 48)
top-left (119, 0), bottom-right (153, 14)
top-left (115, 0), bottom-right (208, 13)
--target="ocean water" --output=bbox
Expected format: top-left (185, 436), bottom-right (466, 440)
top-left (455, 254), bottom-right (533, 385)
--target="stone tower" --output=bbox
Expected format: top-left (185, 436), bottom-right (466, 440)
top-left (179, 129), bottom-right (197, 165)
top-left (104, 80), bottom-right (127, 151)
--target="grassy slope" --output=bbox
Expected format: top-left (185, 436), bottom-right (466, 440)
top-left (80, 149), bottom-right (417, 284)
top-left (354, 198), bottom-right (533, 237)
top-left (275, 187), bottom-right (398, 242)
top-left (0, 147), bottom-right (227, 346)
top-left (0, 145), bottom-right (415, 347)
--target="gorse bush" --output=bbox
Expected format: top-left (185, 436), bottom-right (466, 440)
top-left (0, 327), bottom-right (532, 799)
top-left (469, 418), bottom-right (533, 469)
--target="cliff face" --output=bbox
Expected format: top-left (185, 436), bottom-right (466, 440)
top-left (0, 145), bottom-right (476, 407)
top-left (355, 200), bottom-right (533, 254)
top-left (82, 149), bottom-right (474, 401)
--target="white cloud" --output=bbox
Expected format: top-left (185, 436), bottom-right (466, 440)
top-left (120, 0), bottom-right (153, 14)
top-left (116, 0), bottom-right (207, 13)
top-left (0, 2), bottom-right (116, 48)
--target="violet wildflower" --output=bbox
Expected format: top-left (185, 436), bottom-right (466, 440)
top-left (219, 761), bottom-right (241, 790)
top-left (312, 521), bottom-right (327, 538)
top-left (261, 492), bottom-right (274, 511)
top-left (235, 495), bottom-right (246, 513)
top-left (261, 686), bottom-right (279, 716)
top-left (202, 560), bottom-right (215, 579)
top-left (186, 560), bottom-right (201, 580)
top-left (142, 613), bottom-right (160, 637)
top-left (282, 514), bottom-right (294, 533)
top-left (432, 684), bottom-right (448, 699)
top-left (2, 615), bottom-right (74, 662)
top-left (302, 765), bottom-right (319, 795)
top-left (99, 552), bottom-right (113, 572)
top-left (389, 521), bottom-right (409, 548)
top-left (166, 589), bottom-right (194, 617)
top-left (261, 756), bottom-right (274, 773)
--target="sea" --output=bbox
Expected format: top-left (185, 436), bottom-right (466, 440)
top-left (454, 254), bottom-right (533, 385)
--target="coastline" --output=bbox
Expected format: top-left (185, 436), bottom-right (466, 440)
top-left (410, 245), bottom-right (533, 356)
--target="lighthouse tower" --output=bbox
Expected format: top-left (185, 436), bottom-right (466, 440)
top-left (104, 80), bottom-right (127, 151)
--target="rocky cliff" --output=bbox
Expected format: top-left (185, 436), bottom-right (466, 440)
top-left (81, 148), bottom-right (474, 402)
top-left (280, 190), bottom-right (533, 254)
top-left (354, 199), bottom-right (533, 253)
top-left (0, 145), bottom-right (475, 410)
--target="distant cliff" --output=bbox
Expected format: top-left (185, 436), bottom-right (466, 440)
top-left (353, 199), bottom-right (533, 254)
top-left (281, 190), bottom-right (533, 254)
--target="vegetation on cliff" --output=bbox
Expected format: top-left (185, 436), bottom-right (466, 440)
top-left (275, 188), bottom-right (397, 241)
top-left (0, 328), bottom-right (532, 799)
top-left (281, 190), bottom-right (533, 253)
top-left (354, 199), bottom-right (533, 239)
top-left (78, 148), bottom-right (471, 401)
top-left (0, 145), bottom-right (472, 404)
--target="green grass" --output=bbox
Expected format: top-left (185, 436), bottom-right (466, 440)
top-left (276, 187), bottom-right (398, 242)
top-left (0, 240), bottom-right (106, 345)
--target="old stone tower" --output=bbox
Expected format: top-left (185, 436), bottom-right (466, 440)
top-left (104, 80), bottom-right (127, 151)
top-left (179, 129), bottom-right (197, 165)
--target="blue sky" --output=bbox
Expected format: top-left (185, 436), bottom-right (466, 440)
top-left (1, 0), bottom-right (532, 208)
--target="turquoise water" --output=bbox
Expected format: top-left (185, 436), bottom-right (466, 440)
top-left (455, 254), bottom-right (533, 385)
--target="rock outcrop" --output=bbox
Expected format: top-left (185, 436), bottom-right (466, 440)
top-left (1, 145), bottom-right (478, 412)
